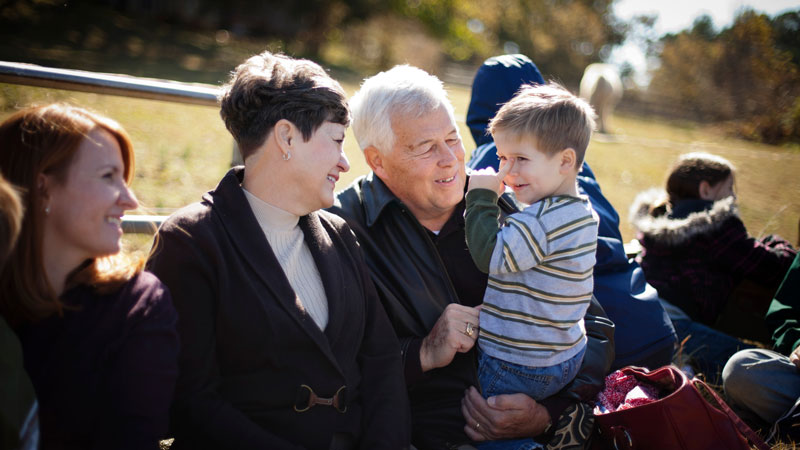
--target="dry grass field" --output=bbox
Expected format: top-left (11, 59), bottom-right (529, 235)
top-left (3, 78), bottom-right (799, 449)
top-left (1, 80), bottom-right (799, 259)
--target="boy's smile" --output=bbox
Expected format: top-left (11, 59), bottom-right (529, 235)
top-left (494, 131), bottom-right (578, 205)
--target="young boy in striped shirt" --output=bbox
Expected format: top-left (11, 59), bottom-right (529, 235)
top-left (465, 82), bottom-right (599, 433)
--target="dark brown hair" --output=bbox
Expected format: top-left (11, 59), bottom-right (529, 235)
top-left (0, 104), bottom-right (142, 326)
top-left (219, 51), bottom-right (350, 161)
top-left (650, 152), bottom-right (735, 217)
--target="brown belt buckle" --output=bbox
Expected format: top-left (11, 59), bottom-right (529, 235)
top-left (294, 384), bottom-right (347, 413)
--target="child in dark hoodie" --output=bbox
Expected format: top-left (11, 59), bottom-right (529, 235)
top-left (631, 152), bottom-right (796, 372)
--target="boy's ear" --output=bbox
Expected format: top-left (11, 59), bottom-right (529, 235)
top-left (698, 180), bottom-right (714, 200)
top-left (364, 146), bottom-right (385, 177)
top-left (559, 148), bottom-right (577, 173)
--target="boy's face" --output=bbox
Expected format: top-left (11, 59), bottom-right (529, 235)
top-left (494, 131), bottom-right (575, 205)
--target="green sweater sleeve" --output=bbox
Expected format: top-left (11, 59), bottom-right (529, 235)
top-left (465, 189), bottom-right (501, 273)
top-left (766, 253), bottom-right (800, 355)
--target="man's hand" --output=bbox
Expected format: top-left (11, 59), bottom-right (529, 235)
top-left (790, 345), bottom-right (800, 369)
top-left (467, 162), bottom-right (512, 195)
top-left (419, 304), bottom-right (480, 372)
top-left (461, 386), bottom-right (551, 441)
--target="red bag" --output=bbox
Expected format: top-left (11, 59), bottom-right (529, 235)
top-left (592, 365), bottom-right (769, 450)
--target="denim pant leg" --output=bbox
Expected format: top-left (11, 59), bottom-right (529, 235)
top-left (475, 349), bottom-right (585, 450)
top-left (723, 349), bottom-right (800, 424)
top-left (672, 319), bottom-right (752, 380)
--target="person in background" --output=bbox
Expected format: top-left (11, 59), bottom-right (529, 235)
top-left (0, 173), bottom-right (39, 450)
top-left (0, 104), bottom-right (179, 450)
top-left (465, 82), bottom-right (599, 450)
top-left (630, 152), bottom-right (796, 375)
top-left (466, 54), bottom-right (677, 371)
top-left (147, 51), bottom-right (409, 450)
top-left (331, 64), bottom-right (614, 450)
top-left (723, 252), bottom-right (800, 443)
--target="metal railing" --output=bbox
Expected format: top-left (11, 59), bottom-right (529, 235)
top-left (0, 61), bottom-right (226, 233)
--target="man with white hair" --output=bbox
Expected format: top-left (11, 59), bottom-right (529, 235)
top-left (330, 65), bottom-right (614, 450)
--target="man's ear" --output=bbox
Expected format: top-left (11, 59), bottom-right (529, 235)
top-left (698, 180), bottom-right (713, 200)
top-left (560, 148), bottom-right (577, 173)
top-left (364, 146), bottom-right (386, 178)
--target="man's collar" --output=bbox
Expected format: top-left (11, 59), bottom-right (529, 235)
top-left (361, 171), bottom-right (402, 227)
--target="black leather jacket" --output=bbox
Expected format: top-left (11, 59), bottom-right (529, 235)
top-left (330, 172), bottom-right (615, 450)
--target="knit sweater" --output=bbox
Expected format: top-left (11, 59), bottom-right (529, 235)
top-left (243, 189), bottom-right (329, 330)
top-left (465, 189), bottom-right (598, 367)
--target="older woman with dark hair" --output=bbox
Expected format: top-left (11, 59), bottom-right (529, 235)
top-left (147, 51), bottom-right (410, 450)
top-left (0, 104), bottom-right (179, 449)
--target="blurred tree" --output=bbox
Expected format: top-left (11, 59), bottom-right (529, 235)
top-left (2, 0), bottom-right (627, 84)
top-left (647, 9), bottom-right (800, 144)
top-left (772, 10), bottom-right (800, 66)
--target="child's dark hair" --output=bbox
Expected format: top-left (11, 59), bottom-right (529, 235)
top-left (650, 152), bottom-right (735, 217)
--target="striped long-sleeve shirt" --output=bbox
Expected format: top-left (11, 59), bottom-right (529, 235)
top-left (465, 189), bottom-right (598, 367)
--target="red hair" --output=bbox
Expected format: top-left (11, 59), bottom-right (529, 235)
top-left (0, 104), bottom-right (142, 326)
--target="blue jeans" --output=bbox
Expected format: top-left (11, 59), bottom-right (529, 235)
top-left (475, 347), bottom-right (586, 450)
top-left (672, 318), bottom-right (753, 381)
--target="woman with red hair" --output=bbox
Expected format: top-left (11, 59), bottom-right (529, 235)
top-left (0, 104), bottom-right (179, 450)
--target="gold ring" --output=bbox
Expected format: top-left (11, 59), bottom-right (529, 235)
top-left (465, 322), bottom-right (474, 337)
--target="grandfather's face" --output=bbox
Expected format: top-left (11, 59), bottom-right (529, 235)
top-left (374, 105), bottom-right (466, 230)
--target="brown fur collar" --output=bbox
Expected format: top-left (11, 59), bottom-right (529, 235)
top-left (629, 189), bottom-right (738, 246)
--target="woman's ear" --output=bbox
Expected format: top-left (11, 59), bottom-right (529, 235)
top-left (698, 180), bottom-right (713, 200)
top-left (273, 119), bottom-right (296, 158)
top-left (37, 173), bottom-right (52, 213)
top-left (37, 173), bottom-right (50, 200)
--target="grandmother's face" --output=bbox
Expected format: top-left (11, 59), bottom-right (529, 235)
top-left (292, 121), bottom-right (350, 213)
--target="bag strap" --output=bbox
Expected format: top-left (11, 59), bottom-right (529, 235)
top-left (691, 379), bottom-right (770, 450)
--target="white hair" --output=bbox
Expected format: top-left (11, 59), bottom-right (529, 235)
top-left (349, 65), bottom-right (456, 153)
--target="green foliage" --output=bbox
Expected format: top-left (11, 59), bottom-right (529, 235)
top-left (1, 0), bottom-right (626, 86)
top-left (648, 9), bottom-right (800, 144)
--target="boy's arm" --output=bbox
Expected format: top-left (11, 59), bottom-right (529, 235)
top-left (465, 165), bottom-right (512, 273)
top-left (465, 188), bottom-right (503, 273)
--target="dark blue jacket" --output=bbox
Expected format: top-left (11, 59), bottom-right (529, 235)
top-left (466, 54), bottom-right (676, 369)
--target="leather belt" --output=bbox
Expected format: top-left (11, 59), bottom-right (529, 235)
top-left (294, 384), bottom-right (347, 413)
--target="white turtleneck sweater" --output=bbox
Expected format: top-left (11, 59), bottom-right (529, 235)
top-left (243, 189), bottom-right (329, 330)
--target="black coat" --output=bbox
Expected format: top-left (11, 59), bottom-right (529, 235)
top-left (330, 173), bottom-right (615, 450)
top-left (148, 168), bottom-right (410, 450)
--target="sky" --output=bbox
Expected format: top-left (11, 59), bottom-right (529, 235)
top-left (608, 0), bottom-right (800, 84)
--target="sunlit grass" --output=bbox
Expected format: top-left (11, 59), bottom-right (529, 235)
top-left (1, 81), bottom-right (798, 256)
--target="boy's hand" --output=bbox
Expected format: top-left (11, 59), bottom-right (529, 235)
top-left (468, 162), bottom-right (512, 195)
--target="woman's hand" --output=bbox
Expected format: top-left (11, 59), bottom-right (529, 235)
top-left (419, 304), bottom-right (480, 372)
top-left (461, 386), bottom-right (551, 441)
